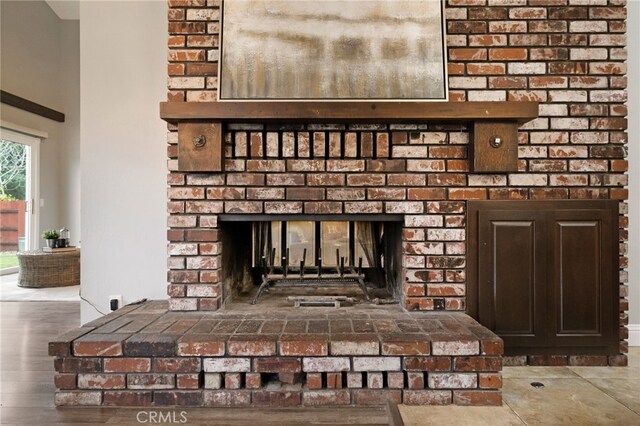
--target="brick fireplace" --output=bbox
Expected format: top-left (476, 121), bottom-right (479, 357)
top-left (163, 0), bottom-right (627, 325)
top-left (49, 0), bottom-right (628, 408)
top-left (167, 125), bottom-right (482, 312)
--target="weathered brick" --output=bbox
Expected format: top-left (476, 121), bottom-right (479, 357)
top-left (127, 374), bottom-right (175, 390)
top-left (454, 356), bottom-right (502, 372)
top-left (177, 373), bottom-right (201, 389)
top-left (528, 355), bottom-right (568, 366)
top-left (381, 335), bottom-right (430, 356)
top-left (367, 372), bottom-right (384, 389)
top-left (280, 335), bottom-right (328, 356)
top-left (326, 372), bottom-right (344, 389)
top-left (73, 334), bottom-right (128, 357)
top-left (124, 334), bottom-right (176, 357)
top-left (388, 174), bottom-right (427, 186)
top-left (468, 63), bottom-right (506, 75)
top-left (481, 339), bottom-right (504, 356)
top-left (54, 373), bottom-right (77, 390)
top-left (203, 358), bottom-right (251, 372)
top-left (154, 390), bottom-right (204, 406)
top-left (224, 372), bottom-right (242, 389)
top-left (176, 334), bottom-right (225, 356)
top-left (204, 373), bottom-right (222, 389)
top-left (54, 357), bottom-right (102, 373)
top-left (352, 357), bottom-right (401, 372)
top-left (303, 390), bottom-right (351, 406)
top-left (253, 390), bottom-right (302, 406)
top-left (403, 357), bottom-right (451, 372)
top-left (347, 372), bottom-right (364, 388)
top-left (228, 335), bottom-right (277, 356)
top-left (203, 390), bottom-right (251, 406)
top-left (153, 357), bottom-right (200, 373)
top-left (326, 159), bottom-right (365, 172)
top-left (103, 391), bottom-right (153, 406)
top-left (303, 357), bottom-right (350, 372)
top-left (353, 389), bottom-right (402, 406)
top-left (479, 373), bottom-right (502, 389)
top-left (608, 355), bottom-right (628, 367)
top-left (104, 357), bottom-right (151, 373)
top-left (243, 373), bottom-right (260, 389)
top-left (329, 334), bottom-right (379, 356)
top-left (407, 372), bottom-right (425, 389)
top-left (453, 390), bottom-right (501, 406)
top-left (287, 160), bottom-right (325, 172)
top-left (404, 390), bottom-right (452, 405)
top-left (432, 340), bottom-right (479, 356)
top-left (254, 357), bottom-right (302, 373)
top-left (568, 355), bottom-right (608, 366)
top-left (383, 371), bottom-right (401, 389)
top-left (49, 327), bottom-right (95, 357)
top-left (306, 372), bottom-right (323, 389)
top-left (304, 201), bottom-right (342, 214)
top-left (55, 391), bottom-right (102, 406)
top-left (429, 373), bottom-right (477, 389)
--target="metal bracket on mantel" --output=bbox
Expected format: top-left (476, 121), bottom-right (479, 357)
top-left (178, 122), bottom-right (223, 172)
top-left (472, 121), bottom-right (520, 173)
top-left (161, 101), bottom-right (539, 173)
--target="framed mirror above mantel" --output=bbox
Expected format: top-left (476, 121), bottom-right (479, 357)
top-left (159, 101), bottom-right (539, 174)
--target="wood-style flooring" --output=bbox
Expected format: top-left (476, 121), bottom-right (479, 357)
top-left (0, 301), bottom-right (389, 425)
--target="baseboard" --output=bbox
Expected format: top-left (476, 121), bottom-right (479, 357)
top-left (630, 324), bottom-right (640, 347)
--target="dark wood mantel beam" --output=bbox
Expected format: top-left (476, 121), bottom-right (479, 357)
top-left (160, 101), bottom-right (539, 173)
top-left (160, 101), bottom-right (538, 124)
top-left (0, 90), bottom-right (65, 123)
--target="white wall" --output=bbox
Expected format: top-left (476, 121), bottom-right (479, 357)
top-left (79, 1), bottom-right (168, 323)
top-left (627, 1), bottom-right (639, 345)
top-left (59, 17), bottom-right (81, 248)
top-left (0, 1), bottom-right (80, 245)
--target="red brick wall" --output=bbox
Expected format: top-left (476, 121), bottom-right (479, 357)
top-left (164, 0), bottom-right (628, 353)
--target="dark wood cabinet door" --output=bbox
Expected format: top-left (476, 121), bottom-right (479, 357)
top-left (478, 210), bottom-right (547, 348)
top-left (548, 208), bottom-right (618, 352)
top-left (468, 200), bottom-right (619, 356)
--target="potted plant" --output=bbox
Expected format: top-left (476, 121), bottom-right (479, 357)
top-left (42, 229), bottom-right (60, 248)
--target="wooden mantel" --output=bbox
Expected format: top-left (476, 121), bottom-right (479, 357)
top-left (160, 101), bottom-right (538, 124)
top-left (159, 101), bottom-right (539, 173)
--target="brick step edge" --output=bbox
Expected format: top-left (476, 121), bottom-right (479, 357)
top-left (54, 389), bottom-right (502, 407)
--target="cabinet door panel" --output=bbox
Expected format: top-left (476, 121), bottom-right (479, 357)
top-left (478, 211), bottom-right (546, 347)
top-left (549, 209), bottom-right (618, 350)
top-left (468, 200), bottom-right (619, 356)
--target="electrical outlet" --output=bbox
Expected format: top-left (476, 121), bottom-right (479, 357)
top-left (109, 295), bottom-right (123, 312)
top-left (434, 298), bottom-right (445, 311)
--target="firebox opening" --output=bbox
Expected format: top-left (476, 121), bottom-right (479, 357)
top-left (219, 215), bottom-right (402, 306)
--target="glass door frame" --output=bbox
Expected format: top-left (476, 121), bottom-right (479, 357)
top-left (0, 127), bottom-right (41, 254)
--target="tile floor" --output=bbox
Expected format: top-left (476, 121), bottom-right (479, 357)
top-left (400, 348), bottom-right (640, 425)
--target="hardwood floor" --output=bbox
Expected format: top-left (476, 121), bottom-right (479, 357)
top-left (0, 301), bottom-right (389, 425)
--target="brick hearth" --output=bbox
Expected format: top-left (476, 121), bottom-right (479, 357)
top-left (50, 301), bottom-right (504, 407)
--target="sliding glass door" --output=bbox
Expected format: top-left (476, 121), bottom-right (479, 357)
top-left (0, 128), bottom-right (40, 273)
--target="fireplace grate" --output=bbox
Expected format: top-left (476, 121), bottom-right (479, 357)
top-left (252, 269), bottom-right (370, 305)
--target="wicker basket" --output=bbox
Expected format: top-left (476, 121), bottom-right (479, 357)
top-left (17, 249), bottom-right (80, 288)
